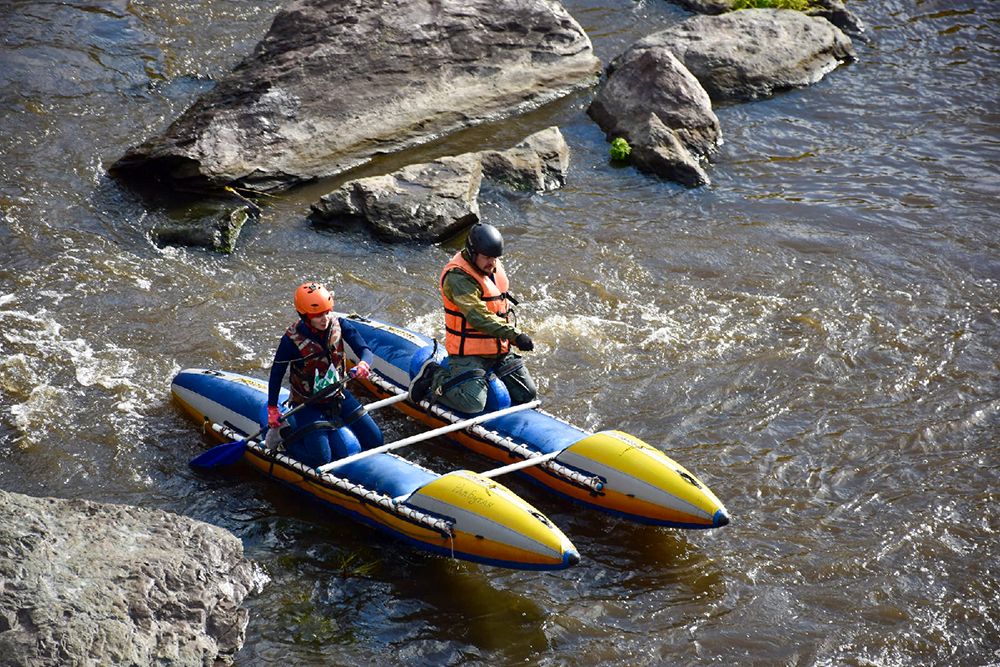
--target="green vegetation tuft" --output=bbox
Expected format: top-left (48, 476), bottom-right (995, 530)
top-left (730, 0), bottom-right (812, 10)
top-left (610, 137), bottom-right (632, 162)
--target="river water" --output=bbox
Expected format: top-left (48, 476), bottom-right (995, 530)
top-left (2, 0), bottom-right (998, 665)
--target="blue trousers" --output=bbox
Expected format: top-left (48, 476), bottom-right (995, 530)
top-left (283, 391), bottom-right (382, 468)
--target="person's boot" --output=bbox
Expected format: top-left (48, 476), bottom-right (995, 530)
top-left (409, 359), bottom-right (442, 403)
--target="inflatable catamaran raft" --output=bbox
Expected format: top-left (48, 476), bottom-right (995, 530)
top-left (172, 313), bottom-right (727, 569)
top-left (338, 313), bottom-right (729, 529)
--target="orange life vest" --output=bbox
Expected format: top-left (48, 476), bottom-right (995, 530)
top-left (441, 251), bottom-right (511, 356)
top-left (285, 319), bottom-right (345, 404)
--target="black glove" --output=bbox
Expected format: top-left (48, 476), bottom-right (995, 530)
top-left (514, 332), bottom-right (534, 351)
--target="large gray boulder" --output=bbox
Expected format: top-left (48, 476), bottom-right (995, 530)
top-left (635, 9), bottom-right (856, 101)
top-left (110, 0), bottom-right (601, 194)
top-left (0, 490), bottom-right (262, 667)
top-left (588, 47), bottom-right (719, 187)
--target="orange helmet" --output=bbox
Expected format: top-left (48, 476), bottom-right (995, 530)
top-left (294, 282), bottom-right (334, 316)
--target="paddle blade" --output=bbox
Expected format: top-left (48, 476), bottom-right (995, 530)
top-left (189, 439), bottom-right (247, 467)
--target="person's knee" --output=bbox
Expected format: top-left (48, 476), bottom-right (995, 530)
top-left (352, 415), bottom-right (383, 449)
top-left (441, 380), bottom-right (489, 414)
top-left (518, 384), bottom-right (538, 403)
top-left (442, 394), bottom-right (488, 414)
top-left (504, 371), bottom-right (537, 405)
top-left (287, 437), bottom-right (330, 468)
top-left (330, 428), bottom-right (362, 459)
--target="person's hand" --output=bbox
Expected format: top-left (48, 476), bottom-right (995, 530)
top-left (267, 405), bottom-right (283, 428)
top-left (350, 361), bottom-right (370, 379)
top-left (514, 332), bottom-right (534, 351)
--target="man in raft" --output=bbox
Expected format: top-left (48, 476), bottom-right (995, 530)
top-left (409, 223), bottom-right (537, 413)
top-left (266, 282), bottom-right (382, 468)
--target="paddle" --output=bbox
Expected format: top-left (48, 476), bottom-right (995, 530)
top-left (189, 375), bottom-right (353, 467)
top-left (317, 399), bottom-right (541, 472)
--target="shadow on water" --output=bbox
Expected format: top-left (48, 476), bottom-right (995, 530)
top-left (564, 511), bottom-right (724, 589)
top-left (204, 470), bottom-right (557, 663)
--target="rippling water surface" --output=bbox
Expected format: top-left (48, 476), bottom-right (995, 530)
top-left (1, 1), bottom-right (998, 665)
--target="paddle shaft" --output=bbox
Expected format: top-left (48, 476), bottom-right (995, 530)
top-left (318, 399), bottom-right (541, 472)
top-left (266, 390), bottom-right (403, 441)
top-left (240, 407), bottom-right (297, 447)
top-left (218, 376), bottom-right (349, 445)
top-left (188, 374), bottom-right (355, 467)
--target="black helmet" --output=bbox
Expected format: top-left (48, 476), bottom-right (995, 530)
top-left (465, 223), bottom-right (504, 258)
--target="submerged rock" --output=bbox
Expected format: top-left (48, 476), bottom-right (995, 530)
top-left (151, 196), bottom-right (260, 254)
top-left (0, 490), bottom-right (263, 667)
top-left (110, 0), bottom-right (600, 194)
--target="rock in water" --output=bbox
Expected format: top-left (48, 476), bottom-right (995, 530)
top-left (310, 153), bottom-right (484, 242)
top-left (110, 0), bottom-right (600, 193)
top-left (0, 490), bottom-right (264, 667)
top-left (630, 9), bottom-right (856, 102)
top-left (309, 127), bottom-right (572, 241)
top-left (588, 47), bottom-right (719, 187)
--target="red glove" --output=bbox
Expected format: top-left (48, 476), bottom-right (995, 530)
top-left (350, 361), bottom-right (370, 379)
top-left (267, 405), bottom-right (283, 429)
